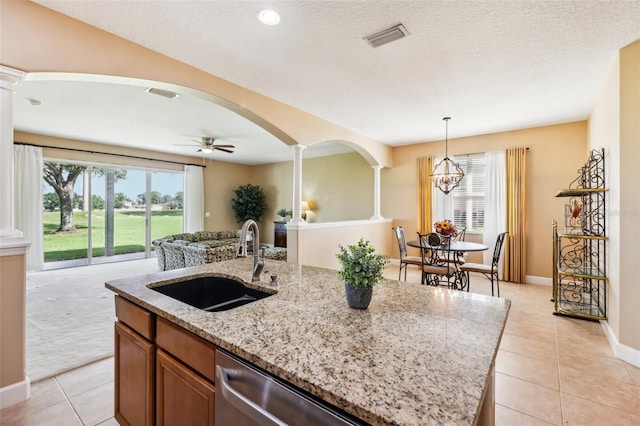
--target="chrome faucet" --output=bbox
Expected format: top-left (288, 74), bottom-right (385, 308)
top-left (237, 219), bottom-right (264, 283)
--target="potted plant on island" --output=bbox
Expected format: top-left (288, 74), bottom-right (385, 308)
top-left (336, 238), bottom-right (389, 310)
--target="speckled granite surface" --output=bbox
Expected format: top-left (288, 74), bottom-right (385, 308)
top-left (105, 258), bottom-right (510, 426)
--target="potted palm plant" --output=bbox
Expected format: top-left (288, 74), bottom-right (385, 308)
top-left (336, 238), bottom-right (389, 309)
top-left (231, 184), bottom-right (267, 223)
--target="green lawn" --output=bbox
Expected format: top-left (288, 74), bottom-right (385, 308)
top-left (43, 210), bottom-right (183, 262)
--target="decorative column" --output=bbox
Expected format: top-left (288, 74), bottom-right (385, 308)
top-left (0, 65), bottom-right (31, 408)
top-left (290, 145), bottom-right (307, 224)
top-left (0, 66), bottom-right (25, 241)
top-left (370, 165), bottom-right (384, 220)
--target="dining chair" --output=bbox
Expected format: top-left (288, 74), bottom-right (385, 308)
top-left (393, 226), bottom-right (423, 281)
top-left (452, 226), bottom-right (466, 242)
top-left (417, 232), bottom-right (457, 287)
top-left (460, 232), bottom-right (508, 296)
top-left (450, 226), bottom-right (467, 264)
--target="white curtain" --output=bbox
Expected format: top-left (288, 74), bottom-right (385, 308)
top-left (431, 157), bottom-right (454, 231)
top-left (14, 145), bottom-right (44, 271)
top-left (184, 165), bottom-right (204, 233)
top-left (483, 151), bottom-right (507, 268)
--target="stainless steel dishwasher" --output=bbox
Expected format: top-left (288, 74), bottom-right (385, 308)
top-left (215, 349), bottom-right (364, 425)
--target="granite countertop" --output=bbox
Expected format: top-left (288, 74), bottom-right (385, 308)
top-left (106, 258), bottom-right (510, 426)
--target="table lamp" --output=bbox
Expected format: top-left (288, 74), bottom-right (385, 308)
top-left (301, 201), bottom-right (310, 221)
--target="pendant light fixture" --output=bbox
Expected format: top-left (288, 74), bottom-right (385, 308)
top-left (430, 117), bottom-right (464, 194)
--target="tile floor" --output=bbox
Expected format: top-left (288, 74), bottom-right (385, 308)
top-left (2, 262), bottom-right (639, 425)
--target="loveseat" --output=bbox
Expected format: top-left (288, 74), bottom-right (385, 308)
top-left (152, 230), bottom-right (287, 271)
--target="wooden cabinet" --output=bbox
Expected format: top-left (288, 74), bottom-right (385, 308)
top-left (114, 297), bottom-right (217, 425)
top-left (114, 296), bottom-right (155, 426)
top-left (156, 350), bottom-right (215, 426)
top-left (274, 221), bottom-right (287, 248)
top-left (155, 317), bottom-right (216, 426)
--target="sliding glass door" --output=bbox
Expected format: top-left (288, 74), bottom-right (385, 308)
top-left (150, 171), bottom-right (184, 253)
top-left (42, 162), bottom-right (90, 267)
top-left (43, 161), bottom-right (184, 269)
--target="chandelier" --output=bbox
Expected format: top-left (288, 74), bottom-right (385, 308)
top-left (430, 117), bottom-right (464, 194)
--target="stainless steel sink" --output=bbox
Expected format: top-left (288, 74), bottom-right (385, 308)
top-left (150, 276), bottom-right (273, 312)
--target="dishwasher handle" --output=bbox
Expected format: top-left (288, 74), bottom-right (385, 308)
top-left (216, 365), bottom-right (288, 426)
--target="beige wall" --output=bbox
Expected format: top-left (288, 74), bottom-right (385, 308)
top-left (295, 221), bottom-right (392, 270)
top-left (0, 254), bottom-right (27, 387)
top-left (300, 152), bottom-right (374, 223)
top-left (618, 40), bottom-right (640, 351)
top-left (588, 55), bottom-right (621, 340)
top-left (383, 122), bottom-right (588, 279)
top-left (202, 161), bottom-right (256, 231)
top-left (590, 39), bottom-right (640, 355)
top-left (254, 151), bottom-right (374, 245)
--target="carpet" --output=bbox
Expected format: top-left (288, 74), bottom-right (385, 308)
top-left (26, 258), bottom-right (159, 382)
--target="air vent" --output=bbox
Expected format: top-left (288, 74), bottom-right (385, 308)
top-left (145, 87), bottom-right (179, 99)
top-left (364, 23), bottom-right (409, 48)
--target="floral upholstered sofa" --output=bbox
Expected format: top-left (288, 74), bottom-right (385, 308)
top-left (152, 230), bottom-right (287, 271)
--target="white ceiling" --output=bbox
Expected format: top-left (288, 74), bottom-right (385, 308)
top-left (13, 0), bottom-right (640, 164)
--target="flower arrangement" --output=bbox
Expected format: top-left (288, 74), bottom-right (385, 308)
top-left (434, 219), bottom-right (458, 237)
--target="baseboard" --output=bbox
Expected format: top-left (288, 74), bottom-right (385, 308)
top-left (601, 321), bottom-right (640, 368)
top-left (524, 275), bottom-right (552, 286)
top-left (0, 377), bottom-right (31, 409)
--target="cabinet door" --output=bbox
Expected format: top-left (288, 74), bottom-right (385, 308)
top-left (274, 221), bottom-right (287, 248)
top-left (156, 349), bottom-right (215, 426)
top-left (114, 321), bottom-right (154, 426)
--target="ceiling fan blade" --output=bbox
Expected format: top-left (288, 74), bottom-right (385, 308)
top-left (214, 147), bottom-right (234, 153)
top-left (213, 144), bottom-right (235, 148)
top-left (175, 143), bottom-right (200, 147)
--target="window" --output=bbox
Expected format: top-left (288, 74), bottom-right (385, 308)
top-left (452, 153), bottom-right (485, 232)
top-left (42, 160), bottom-right (183, 268)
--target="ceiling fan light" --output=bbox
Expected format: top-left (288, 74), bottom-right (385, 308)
top-left (200, 147), bottom-right (213, 154)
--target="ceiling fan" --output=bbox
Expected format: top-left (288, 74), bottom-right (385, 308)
top-left (175, 137), bottom-right (235, 154)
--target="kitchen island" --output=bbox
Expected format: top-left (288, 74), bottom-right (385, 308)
top-left (106, 257), bottom-right (510, 425)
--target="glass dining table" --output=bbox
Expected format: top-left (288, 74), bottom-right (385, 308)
top-left (406, 240), bottom-right (489, 253)
top-left (406, 239), bottom-right (489, 290)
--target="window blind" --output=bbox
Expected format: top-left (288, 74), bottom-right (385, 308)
top-left (452, 153), bottom-right (485, 232)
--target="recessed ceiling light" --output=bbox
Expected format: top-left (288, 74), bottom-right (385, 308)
top-left (258, 9), bottom-right (280, 26)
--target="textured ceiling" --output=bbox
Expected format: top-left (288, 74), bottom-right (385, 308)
top-left (14, 0), bottom-right (640, 164)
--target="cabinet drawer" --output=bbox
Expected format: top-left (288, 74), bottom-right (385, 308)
top-left (156, 317), bottom-right (216, 382)
top-left (115, 295), bottom-right (154, 340)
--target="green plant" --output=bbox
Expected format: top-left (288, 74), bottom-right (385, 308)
top-left (336, 238), bottom-right (389, 288)
top-left (231, 184), bottom-right (268, 223)
top-left (276, 208), bottom-right (289, 218)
